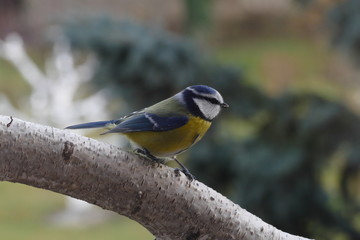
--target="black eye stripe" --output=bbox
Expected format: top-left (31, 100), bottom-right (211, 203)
top-left (195, 96), bottom-right (221, 105)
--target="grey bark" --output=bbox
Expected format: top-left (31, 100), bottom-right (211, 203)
top-left (0, 115), bottom-right (312, 240)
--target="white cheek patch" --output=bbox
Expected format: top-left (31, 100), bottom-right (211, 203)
top-left (193, 98), bottom-right (221, 120)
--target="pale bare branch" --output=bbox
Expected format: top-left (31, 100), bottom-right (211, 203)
top-left (0, 116), bottom-right (312, 240)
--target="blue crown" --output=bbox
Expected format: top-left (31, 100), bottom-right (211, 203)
top-left (189, 85), bottom-right (217, 95)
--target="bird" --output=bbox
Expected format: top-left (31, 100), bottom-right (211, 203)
top-left (66, 85), bottom-right (228, 180)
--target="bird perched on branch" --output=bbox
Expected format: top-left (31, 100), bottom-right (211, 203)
top-left (66, 85), bottom-right (228, 180)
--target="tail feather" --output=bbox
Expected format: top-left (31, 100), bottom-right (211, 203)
top-left (65, 120), bottom-right (116, 129)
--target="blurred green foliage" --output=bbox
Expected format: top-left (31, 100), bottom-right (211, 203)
top-left (64, 18), bottom-right (267, 116)
top-left (0, 59), bottom-right (30, 107)
top-left (328, 0), bottom-right (360, 65)
top-left (64, 18), bottom-right (360, 239)
top-left (184, 0), bottom-right (212, 33)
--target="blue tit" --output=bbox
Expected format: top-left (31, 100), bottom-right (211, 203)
top-left (66, 85), bottom-right (228, 180)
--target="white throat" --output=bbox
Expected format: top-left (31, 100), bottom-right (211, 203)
top-left (193, 98), bottom-right (221, 120)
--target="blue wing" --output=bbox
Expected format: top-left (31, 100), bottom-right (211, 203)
top-left (101, 112), bottom-right (188, 134)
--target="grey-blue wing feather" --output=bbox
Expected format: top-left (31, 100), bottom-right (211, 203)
top-left (101, 112), bottom-right (188, 134)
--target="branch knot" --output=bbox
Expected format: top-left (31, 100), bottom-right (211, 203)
top-left (62, 141), bottom-right (75, 163)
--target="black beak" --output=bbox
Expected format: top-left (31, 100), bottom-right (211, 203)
top-left (220, 102), bottom-right (229, 108)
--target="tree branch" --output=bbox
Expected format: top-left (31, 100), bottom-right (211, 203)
top-left (0, 115), bottom-right (312, 240)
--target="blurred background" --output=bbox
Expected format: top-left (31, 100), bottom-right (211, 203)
top-left (1, 0), bottom-right (360, 239)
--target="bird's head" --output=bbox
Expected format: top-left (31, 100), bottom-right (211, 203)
top-left (178, 85), bottom-right (229, 121)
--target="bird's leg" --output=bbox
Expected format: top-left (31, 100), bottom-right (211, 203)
top-left (134, 149), bottom-right (194, 180)
top-left (134, 148), bottom-right (163, 165)
top-left (172, 156), bottom-right (195, 181)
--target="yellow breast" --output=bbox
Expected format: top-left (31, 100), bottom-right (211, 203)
top-left (122, 116), bottom-right (211, 157)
